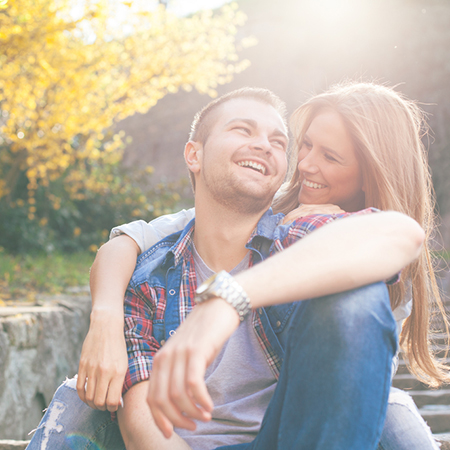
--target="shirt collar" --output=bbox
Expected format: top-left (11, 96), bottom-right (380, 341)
top-left (166, 208), bottom-right (285, 267)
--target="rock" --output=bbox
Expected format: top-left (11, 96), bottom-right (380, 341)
top-left (0, 294), bottom-right (91, 440)
top-left (435, 433), bottom-right (450, 450)
top-left (0, 441), bottom-right (30, 450)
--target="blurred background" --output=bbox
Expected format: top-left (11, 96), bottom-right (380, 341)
top-left (0, 0), bottom-right (449, 298)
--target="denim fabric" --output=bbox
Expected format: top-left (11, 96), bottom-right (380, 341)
top-left (26, 291), bottom-right (438, 450)
top-left (215, 283), bottom-right (397, 450)
top-left (26, 378), bottom-right (125, 450)
top-left (377, 388), bottom-right (439, 450)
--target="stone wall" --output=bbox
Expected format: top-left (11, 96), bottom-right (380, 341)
top-left (0, 292), bottom-right (90, 440)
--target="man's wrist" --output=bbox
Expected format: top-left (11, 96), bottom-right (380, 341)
top-left (195, 270), bottom-right (252, 322)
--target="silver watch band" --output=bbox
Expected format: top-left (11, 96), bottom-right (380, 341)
top-left (195, 270), bottom-right (252, 321)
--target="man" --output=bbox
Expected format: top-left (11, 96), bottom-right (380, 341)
top-left (27, 88), bottom-right (423, 450)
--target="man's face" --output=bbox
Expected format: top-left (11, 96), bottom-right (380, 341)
top-left (195, 98), bottom-right (288, 214)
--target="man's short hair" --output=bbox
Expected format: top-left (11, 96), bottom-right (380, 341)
top-left (187, 87), bottom-right (287, 190)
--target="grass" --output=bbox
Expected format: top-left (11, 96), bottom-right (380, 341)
top-left (0, 248), bottom-right (94, 303)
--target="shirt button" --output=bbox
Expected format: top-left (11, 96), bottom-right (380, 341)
top-left (169, 289), bottom-right (176, 295)
top-left (276, 320), bottom-right (281, 328)
top-left (160, 340), bottom-right (165, 346)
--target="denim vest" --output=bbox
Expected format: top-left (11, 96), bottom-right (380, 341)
top-left (128, 208), bottom-right (298, 374)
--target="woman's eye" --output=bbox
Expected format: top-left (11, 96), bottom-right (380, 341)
top-left (324, 153), bottom-right (338, 162)
top-left (302, 140), bottom-right (312, 149)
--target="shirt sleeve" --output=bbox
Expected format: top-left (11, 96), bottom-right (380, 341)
top-left (109, 207), bottom-right (195, 254)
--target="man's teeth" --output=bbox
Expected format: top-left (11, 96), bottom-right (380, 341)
top-left (304, 180), bottom-right (326, 189)
top-left (237, 161), bottom-right (266, 175)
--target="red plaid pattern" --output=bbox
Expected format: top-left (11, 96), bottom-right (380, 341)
top-left (123, 208), bottom-right (378, 392)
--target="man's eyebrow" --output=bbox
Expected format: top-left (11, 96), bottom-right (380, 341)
top-left (225, 118), bottom-right (288, 141)
top-left (272, 128), bottom-right (289, 141)
top-left (224, 118), bottom-right (257, 128)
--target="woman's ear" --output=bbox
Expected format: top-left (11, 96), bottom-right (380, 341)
top-left (185, 141), bottom-right (202, 174)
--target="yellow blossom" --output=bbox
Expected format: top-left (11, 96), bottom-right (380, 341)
top-left (0, 0), bottom-right (252, 203)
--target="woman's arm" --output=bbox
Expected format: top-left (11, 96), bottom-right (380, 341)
top-left (77, 235), bottom-right (140, 411)
top-left (77, 208), bottom-right (195, 411)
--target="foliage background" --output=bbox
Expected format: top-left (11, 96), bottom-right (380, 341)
top-left (1, 0), bottom-right (450, 297)
top-left (0, 0), bottom-right (250, 256)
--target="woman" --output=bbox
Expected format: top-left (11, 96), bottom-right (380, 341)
top-left (273, 82), bottom-right (449, 390)
top-left (30, 82), bottom-right (448, 449)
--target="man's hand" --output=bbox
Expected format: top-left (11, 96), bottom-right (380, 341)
top-left (77, 309), bottom-right (128, 412)
top-left (283, 204), bottom-right (345, 224)
top-left (147, 298), bottom-right (240, 439)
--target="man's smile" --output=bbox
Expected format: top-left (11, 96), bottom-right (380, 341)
top-left (237, 160), bottom-right (268, 175)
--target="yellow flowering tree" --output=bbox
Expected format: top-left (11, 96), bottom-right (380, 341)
top-left (0, 0), bottom-right (251, 252)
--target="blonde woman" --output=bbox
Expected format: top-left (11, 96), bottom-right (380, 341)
top-left (274, 82), bottom-right (449, 390)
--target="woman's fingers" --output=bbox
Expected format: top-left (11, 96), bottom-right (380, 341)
top-left (106, 376), bottom-right (125, 412)
top-left (76, 366), bottom-right (86, 400)
top-left (283, 203), bottom-right (345, 224)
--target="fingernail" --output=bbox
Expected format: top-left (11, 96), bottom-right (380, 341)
top-left (120, 396), bottom-right (124, 408)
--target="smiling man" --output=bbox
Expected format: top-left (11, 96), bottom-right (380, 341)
top-left (27, 87), bottom-right (424, 450)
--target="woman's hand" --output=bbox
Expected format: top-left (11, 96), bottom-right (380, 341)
top-left (76, 309), bottom-right (128, 412)
top-left (282, 204), bottom-right (345, 225)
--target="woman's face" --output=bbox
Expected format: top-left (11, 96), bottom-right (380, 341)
top-left (297, 109), bottom-right (365, 212)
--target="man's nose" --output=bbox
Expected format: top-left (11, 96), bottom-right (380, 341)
top-left (250, 134), bottom-right (272, 152)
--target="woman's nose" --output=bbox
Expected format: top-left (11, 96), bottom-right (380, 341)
top-left (298, 151), bottom-right (319, 173)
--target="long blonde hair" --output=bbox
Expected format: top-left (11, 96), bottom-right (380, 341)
top-left (273, 82), bottom-right (450, 387)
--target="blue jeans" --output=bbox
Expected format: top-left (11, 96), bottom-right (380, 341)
top-left (26, 377), bottom-right (125, 450)
top-left (377, 388), bottom-right (439, 450)
top-left (26, 284), bottom-right (436, 449)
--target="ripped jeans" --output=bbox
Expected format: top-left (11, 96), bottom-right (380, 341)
top-left (26, 283), bottom-right (438, 450)
top-left (26, 377), bottom-right (124, 450)
top-left (26, 381), bottom-right (438, 450)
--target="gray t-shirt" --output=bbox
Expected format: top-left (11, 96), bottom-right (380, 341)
top-left (174, 245), bottom-right (277, 450)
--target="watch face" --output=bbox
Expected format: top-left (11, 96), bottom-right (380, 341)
top-left (196, 272), bottom-right (219, 295)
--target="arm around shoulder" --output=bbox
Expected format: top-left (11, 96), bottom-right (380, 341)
top-left (234, 211), bottom-right (424, 309)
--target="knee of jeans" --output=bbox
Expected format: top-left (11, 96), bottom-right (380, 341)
top-left (300, 282), bottom-right (396, 342)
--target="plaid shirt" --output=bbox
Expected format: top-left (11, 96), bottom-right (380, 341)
top-left (123, 208), bottom-right (378, 393)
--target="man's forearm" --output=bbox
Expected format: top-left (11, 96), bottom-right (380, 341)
top-left (235, 211), bottom-right (424, 308)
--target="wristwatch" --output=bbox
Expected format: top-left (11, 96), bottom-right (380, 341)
top-left (195, 270), bottom-right (252, 322)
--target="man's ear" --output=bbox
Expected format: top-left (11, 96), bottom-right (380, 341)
top-left (185, 141), bottom-right (202, 174)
